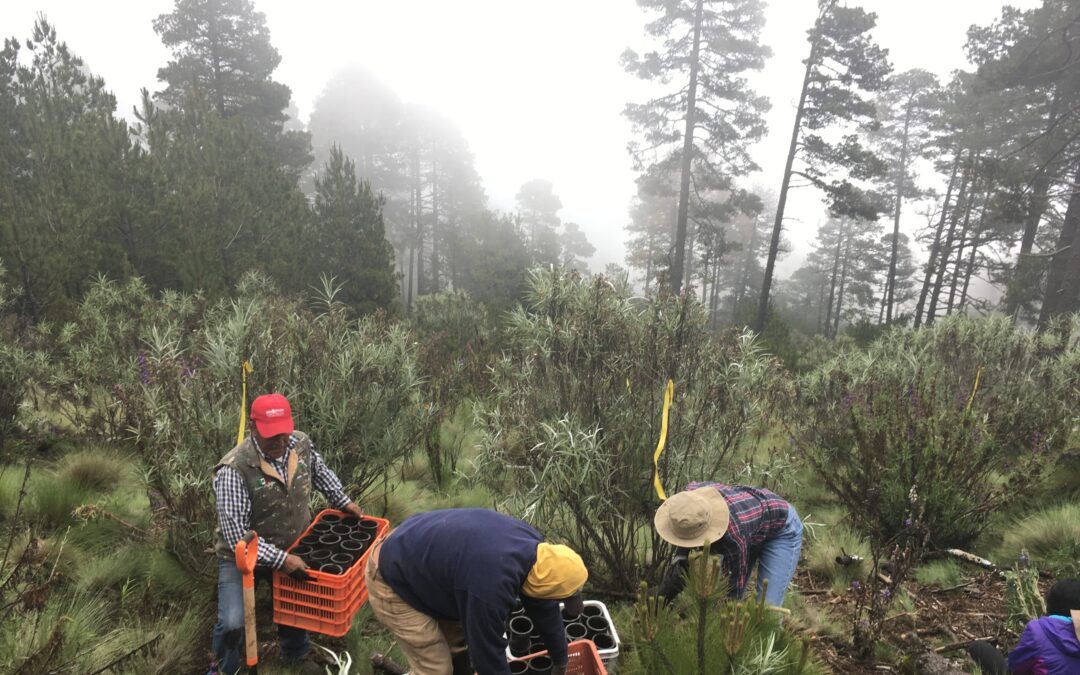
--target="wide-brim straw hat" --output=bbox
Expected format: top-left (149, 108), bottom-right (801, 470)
top-left (654, 487), bottom-right (730, 548)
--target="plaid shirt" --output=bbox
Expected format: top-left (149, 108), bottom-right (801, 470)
top-left (214, 434), bottom-right (352, 569)
top-left (678, 482), bottom-right (790, 597)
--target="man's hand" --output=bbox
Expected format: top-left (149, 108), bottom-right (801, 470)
top-left (551, 662), bottom-right (566, 675)
top-left (343, 502), bottom-right (364, 519)
top-left (282, 553), bottom-right (311, 581)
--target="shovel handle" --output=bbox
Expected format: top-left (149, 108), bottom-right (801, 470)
top-left (234, 531), bottom-right (259, 669)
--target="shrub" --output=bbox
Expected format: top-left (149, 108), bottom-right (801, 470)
top-left (998, 503), bottom-right (1080, 577)
top-left (31, 272), bottom-right (432, 575)
top-left (797, 313), bottom-right (1080, 657)
top-left (799, 313), bottom-right (1079, 551)
top-left (476, 269), bottom-right (793, 589)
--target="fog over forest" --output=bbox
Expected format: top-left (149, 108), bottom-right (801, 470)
top-left (0, 0), bottom-right (1075, 334)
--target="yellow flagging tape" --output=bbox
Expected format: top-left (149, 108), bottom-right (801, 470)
top-left (965, 365), bottom-right (983, 412)
top-left (652, 379), bottom-right (675, 502)
top-left (236, 361), bottom-right (253, 444)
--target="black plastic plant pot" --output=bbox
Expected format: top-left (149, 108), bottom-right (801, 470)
top-left (509, 661), bottom-right (529, 675)
top-left (341, 516), bottom-right (360, 528)
top-left (331, 525), bottom-right (353, 537)
top-left (594, 634), bottom-right (616, 650)
top-left (581, 604), bottom-right (603, 618)
top-left (341, 540), bottom-right (365, 555)
top-left (586, 615), bottom-right (609, 636)
top-left (318, 534), bottom-right (342, 550)
top-left (309, 549), bottom-right (332, 563)
top-left (300, 535), bottom-right (320, 547)
top-left (527, 655), bottom-right (552, 674)
top-left (311, 523), bottom-right (332, 535)
top-left (508, 615), bottom-right (534, 655)
top-left (358, 519), bottom-right (379, 532)
top-left (565, 622), bottom-right (587, 642)
top-left (320, 514), bottom-right (342, 525)
top-left (319, 563), bottom-right (343, 575)
top-left (350, 531), bottom-right (373, 544)
top-left (560, 607), bottom-right (581, 623)
top-left (291, 545), bottom-right (313, 559)
top-left (331, 553), bottom-right (355, 568)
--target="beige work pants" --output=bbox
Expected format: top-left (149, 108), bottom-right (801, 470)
top-left (366, 538), bottom-right (467, 675)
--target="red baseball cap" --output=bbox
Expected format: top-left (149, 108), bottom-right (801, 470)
top-left (250, 393), bottom-right (294, 438)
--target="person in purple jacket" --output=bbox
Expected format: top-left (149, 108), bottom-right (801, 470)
top-left (968, 578), bottom-right (1080, 674)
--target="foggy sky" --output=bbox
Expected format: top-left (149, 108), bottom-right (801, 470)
top-left (1, 0), bottom-right (1042, 281)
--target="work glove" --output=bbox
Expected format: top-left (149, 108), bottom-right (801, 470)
top-left (655, 555), bottom-right (689, 603)
top-left (551, 662), bottom-right (567, 675)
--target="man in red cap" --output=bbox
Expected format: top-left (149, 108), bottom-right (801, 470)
top-left (209, 393), bottom-right (364, 674)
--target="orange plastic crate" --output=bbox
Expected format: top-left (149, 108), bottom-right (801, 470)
top-left (509, 640), bottom-right (607, 675)
top-left (272, 509), bottom-right (389, 637)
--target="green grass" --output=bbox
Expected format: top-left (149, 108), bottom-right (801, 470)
top-left (803, 523), bottom-right (870, 591)
top-left (998, 501), bottom-right (1080, 576)
top-left (31, 470), bottom-right (93, 528)
top-left (58, 448), bottom-right (129, 493)
top-left (914, 560), bottom-right (964, 588)
top-left (0, 463), bottom-right (30, 518)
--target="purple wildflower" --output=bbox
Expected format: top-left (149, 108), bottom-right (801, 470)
top-left (881, 589), bottom-right (892, 600)
top-left (851, 580), bottom-right (861, 591)
top-left (903, 518), bottom-right (912, 529)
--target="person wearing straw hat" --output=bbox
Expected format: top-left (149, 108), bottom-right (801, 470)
top-left (209, 393), bottom-right (365, 675)
top-left (654, 481), bottom-right (803, 608)
top-left (366, 508), bottom-right (588, 675)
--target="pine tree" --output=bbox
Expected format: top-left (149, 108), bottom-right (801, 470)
top-left (312, 146), bottom-right (399, 315)
top-left (153, 0), bottom-right (311, 175)
top-left (871, 69), bottom-right (941, 324)
top-left (755, 0), bottom-right (891, 333)
top-left (0, 19), bottom-right (137, 319)
top-left (623, 0), bottom-right (771, 295)
top-left (515, 179), bottom-right (564, 266)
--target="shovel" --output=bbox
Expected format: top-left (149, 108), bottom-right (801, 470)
top-left (235, 530), bottom-right (259, 674)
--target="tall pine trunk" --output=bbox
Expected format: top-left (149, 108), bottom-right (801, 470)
top-left (885, 98), bottom-right (913, 324)
top-left (1007, 90), bottom-right (1060, 316)
top-left (928, 157), bottom-right (976, 324)
top-left (670, 0), bottom-right (704, 295)
top-left (832, 236), bottom-right (851, 338)
top-left (824, 220), bottom-right (846, 334)
top-left (914, 153), bottom-right (962, 328)
top-left (733, 218), bottom-right (758, 320)
top-left (948, 192), bottom-right (987, 313)
top-left (756, 4), bottom-right (830, 332)
top-left (430, 152), bottom-right (440, 295)
top-left (1038, 164), bottom-right (1080, 327)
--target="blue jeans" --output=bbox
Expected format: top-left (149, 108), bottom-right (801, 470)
top-left (755, 505), bottom-right (803, 607)
top-left (211, 559), bottom-right (309, 674)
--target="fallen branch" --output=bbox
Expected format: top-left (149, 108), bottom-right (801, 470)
top-left (934, 636), bottom-right (995, 654)
top-left (933, 580), bottom-right (976, 594)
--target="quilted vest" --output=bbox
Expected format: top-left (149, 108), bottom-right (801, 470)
top-left (213, 432), bottom-right (313, 561)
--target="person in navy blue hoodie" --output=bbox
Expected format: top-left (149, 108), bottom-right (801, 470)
top-left (365, 509), bottom-right (588, 675)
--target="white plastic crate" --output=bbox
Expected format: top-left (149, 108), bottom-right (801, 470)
top-left (506, 599), bottom-right (620, 670)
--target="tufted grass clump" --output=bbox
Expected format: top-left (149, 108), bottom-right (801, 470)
top-left (998, 502), bottom-right (1080, 576)
top-left (57, 448), bottom-right (129, 493)
top-left (804, 524), bottom-right (870, 592)
top-left (913, 560), bottom-right (964, 588)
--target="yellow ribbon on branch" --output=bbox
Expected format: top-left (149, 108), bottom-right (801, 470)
top-left (236, 361), bottom-right (253, 444)
top-left (652, 379), bottom-right (674, 502)
top-left (965, 365), bottom-right (983, 412)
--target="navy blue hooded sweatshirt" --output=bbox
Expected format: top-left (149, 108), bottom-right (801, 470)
top-left (377, 509), bottom-right (568, 675)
